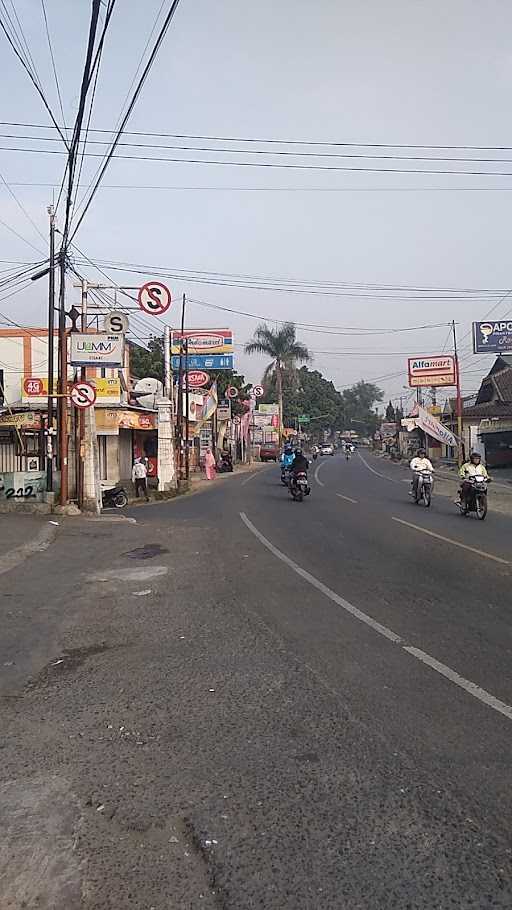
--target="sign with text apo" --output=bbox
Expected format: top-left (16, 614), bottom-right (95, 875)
top-left (408, 355), bottom-right (456, 388)
top-left (473, 321), bottom-right (512, 353)
top-left (70, 333), bottom-right (124, 367)
top-left (171, 328), bottom-right (233, 356)
top-left (171, 354), bottom-right (233, 371)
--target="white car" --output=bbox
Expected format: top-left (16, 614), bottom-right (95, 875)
top-left (320, 443), bottom-right (334, 456)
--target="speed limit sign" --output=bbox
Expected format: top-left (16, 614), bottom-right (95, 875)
top-left (137, 281), bottom-right (172, 316)
top-left (70, 381), bottom-right (97, 409)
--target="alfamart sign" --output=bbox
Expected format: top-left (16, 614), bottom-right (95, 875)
top-left (408, 355), bottom-right (456, 388)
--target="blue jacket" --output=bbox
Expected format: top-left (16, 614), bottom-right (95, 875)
top-left (280, 451), bottom-right (294, 468)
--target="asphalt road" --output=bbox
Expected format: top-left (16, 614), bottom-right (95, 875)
top-left (1, 453), bottom-right (512, 909)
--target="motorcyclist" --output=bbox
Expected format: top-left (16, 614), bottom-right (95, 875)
top-left (291, 447), bottom-right (310, 476)
top-left (280, 443), bottom-right (295, 480)
top-left (409, 448), bottom-right (434, 499)
top-left (457, 452), bottom-right (490, 505)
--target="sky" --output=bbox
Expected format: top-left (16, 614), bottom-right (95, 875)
top-left (2, 0), bottom-right (512, 412)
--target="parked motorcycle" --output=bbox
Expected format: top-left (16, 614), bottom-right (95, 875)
top-left (218, 452), bottom-right (234, 473)
top-left (289, 471), bottom-right (310, 502)
top-left (413, 471), bottom-right (433, 507)
top-left (458, 476), bottom-right (488, 520)
top-left (101, 483), bottom-right (128, 509)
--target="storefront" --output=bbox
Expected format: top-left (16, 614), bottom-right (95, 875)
top-left (95, 407), bottom-right (158, 483)
top-left (478, 419), bottom-right (512, 467)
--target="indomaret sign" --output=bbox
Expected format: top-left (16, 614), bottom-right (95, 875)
top-left (408, 355), bottom-right (456, 388)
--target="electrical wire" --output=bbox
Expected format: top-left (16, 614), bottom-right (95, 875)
top-left (4, 120), bottom-right (512, 153)
top-left (39, 0), bottom-right (66, 130)
top-left (0, 216), bottom-right (46, 256)
top-left (70, 0), bottom-right (184, 240)
top-left (0, 169), bottom-right (47, 247)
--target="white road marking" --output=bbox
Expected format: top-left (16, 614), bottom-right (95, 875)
top-left (391, 517), bottom-right (510, 566)
top-left (314, 461), bottom-right (327, 487)
top-left (241, 467), bottom-right (269, 486)
top-left (357, 451), bottom-right (402, 484)
top-left (239, 511), bottom-right (512, 722)
top-left (336, 493), bottom-right (358, 504)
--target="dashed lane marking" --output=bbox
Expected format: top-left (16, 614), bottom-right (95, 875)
top-left (391, 516), bottom-right (511, 566)
top-left (314, 461), bottom-right (327, 487)
top-left (336, 493), bottom-right (358, 504)
top-left (240, 511), bottom-right (512, 722)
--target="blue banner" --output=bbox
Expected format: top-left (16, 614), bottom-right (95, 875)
top-left (473, 321), bottom-right (512, 353)
top-left (171, 354), bottom-right (234, 371)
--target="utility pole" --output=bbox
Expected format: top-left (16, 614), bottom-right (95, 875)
top-left (176, 293), bottom-right (186, 480)
top-left (46, 205), bottom-right (56, 492)
top-left (184, 337), bottom-right (190, 480)
top-left (452, 319), bottom-right (464, 465)
top-left (77, 277), bottom-right (88, 507)
top-left (57, 250), bottom-right (68, 505)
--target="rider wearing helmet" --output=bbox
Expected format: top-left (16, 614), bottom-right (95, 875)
top-left (291, 446), bottom-right (309, 476)
top-left (458, 451), bottom-right (489, 504)
top-left (409, 447), bottom-right (434, 499)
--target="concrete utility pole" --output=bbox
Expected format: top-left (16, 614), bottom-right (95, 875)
top-left (452, 320), bottom-right (464, 466)
top-left (57, 250), bottom-right (68, 505)
top-left (46, 205), bottom-right (56, 493)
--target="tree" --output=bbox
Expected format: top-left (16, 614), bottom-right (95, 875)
top-left (385, 401), bottom-right (396, 422)
top-left (244, 323), bottom-right (311, 438)
top-left (341, 381), bottom-right (383, 436)
top-left (130, 336), bottom-right (164, 383)
top-left (282, 367), bottom-right (344, 436)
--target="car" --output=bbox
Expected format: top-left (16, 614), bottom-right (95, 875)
top-left (259, 443), bottom-right (279, 462)
top-left (320, 443), bottom-right (334, 456)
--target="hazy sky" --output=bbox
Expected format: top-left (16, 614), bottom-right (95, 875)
top-left (2, 0), bottom-right (512, 410)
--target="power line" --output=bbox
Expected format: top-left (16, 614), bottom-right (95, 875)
top-left (11, 181), bottom-right (512, 193)
top-left (8, 142), bottom-right (512, 178)
top-left (39, 0), bottom-right (66, 129)
top-left (0, 216), bottom-right (46, 255)
top-left (71, 0), bottom-right (184, 240)
top-left (4, 120), bottom-right (512, 153)
top-left (0, 169), bottom-right (47, 247)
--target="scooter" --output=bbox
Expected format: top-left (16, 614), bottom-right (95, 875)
top-left (458, 476), bottom-right (488, 520)
top-left (413, 471), bottom-right (433, 507)
top-left (218, 453), bottom-right (233, 473)
top-left (101, 483), bottom-right (128, 509)
top-left (289, 471), bottom-right (310, 502)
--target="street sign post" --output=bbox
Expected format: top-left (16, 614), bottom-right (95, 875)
top-left (251, 385), bottom-right (264, 398)
top-left (226, 385), bottom-right (239, 399)
top-left (102, 311), bottom-right (129, 334)
top-left (298, 415), bottom-right (310, 424)
top-left (70, 381), bottom-right (97, 409)
top-left (137, 281), bottom-right (172, 316)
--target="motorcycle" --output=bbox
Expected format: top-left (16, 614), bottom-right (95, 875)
top-left (458, 476), bottom-right (488, 520)
top-left (218, 453), bottom-right (233, 473)
top-left (281, 466), bottom-right (291, 486)
top-left (289, 471), bottom-right (310, 502)
top-left (413, 471), bottom-right (433, 507)
top-left (101, 483), bottom-right (128, 509)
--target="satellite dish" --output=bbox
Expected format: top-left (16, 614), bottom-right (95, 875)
top-left (133, 377), bottom-right (163, 409)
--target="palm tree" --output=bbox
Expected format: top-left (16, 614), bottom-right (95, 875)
top-left (245, 323), bottom-right (311, 438)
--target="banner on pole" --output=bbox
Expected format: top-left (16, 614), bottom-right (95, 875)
top-left (416, 406), bottom-right (458, 447)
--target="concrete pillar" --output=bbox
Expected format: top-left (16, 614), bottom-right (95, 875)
top-left (83, 406), bottom-right (101, 513)
top-left (156, 398), bottom-right (177, 492)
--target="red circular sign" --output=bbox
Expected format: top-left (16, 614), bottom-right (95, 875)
top-left (137, 281), bottom-right (172, 315)
top-left (23, 377), bottom-right (44, 396)
top-left (70, 381), bottom-right (97, 409)
top-left (187, 370), bottom-right (210, 389)
top-left (226, 385), bottom-right (239, 399)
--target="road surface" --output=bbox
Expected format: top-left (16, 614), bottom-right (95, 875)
top-left (1, 451), bottom-right (511, 909)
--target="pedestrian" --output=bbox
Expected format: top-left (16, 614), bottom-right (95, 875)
top-left (204, 447), bottom-right (216, 481)
top-left (132, 457), bottom-right (149, 501)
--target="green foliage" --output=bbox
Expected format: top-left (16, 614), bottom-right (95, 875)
top-left (130, 337), bottom-right (164, 382)
top-left (281, 370), bottom-right (383, 438)
top-left (244, 322), bottom-right (311, 376)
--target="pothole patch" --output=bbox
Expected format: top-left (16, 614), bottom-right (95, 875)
top-left (123, 543), bottom-right (169, 560)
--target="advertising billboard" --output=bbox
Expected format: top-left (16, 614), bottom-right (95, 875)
top-left (22, 376), bottom-right (121, 405)
top-left (70, 333), bottom-right (124, 367)
top-left (408, 355), bottom-right (456, 388)
top-left (171, 329), bottom-right (233, 355)
top-left (171, 354), bottom-right (233, 371)
top-left (473, 321), bottom-right (512, 354)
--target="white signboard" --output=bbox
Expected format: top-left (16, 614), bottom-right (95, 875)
top-left (416, 406), bottom-right (458, 447)
top-left (70, 333), bottom-right (124, 367)
top-left (102, 311), bottom-right (129, 334)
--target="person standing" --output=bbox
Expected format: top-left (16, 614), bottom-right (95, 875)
top-left (132, 457), bottom-right (149, 501)
top-left (204, 447), bottom-right (216, 481)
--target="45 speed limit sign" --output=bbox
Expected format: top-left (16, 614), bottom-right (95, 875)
top-left (70, 381), bottom-right (97, 409)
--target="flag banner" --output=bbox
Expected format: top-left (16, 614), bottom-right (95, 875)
top-left (416, 406), bottom-right (458, 447)
top-left (202, 381), bottom-right (218, 421)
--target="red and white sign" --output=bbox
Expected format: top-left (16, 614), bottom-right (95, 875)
top-left (226, 385), bottom-right (239, 399)
top-left (251, 385), bottom-right (264, 398)
top-left (70, 381), bottom-right (97, 409)
top-left (186, 370), bottom-right (210, 389)
top-left (408, 355), bottom-right (456, 388)
top-left (137, 281), bottom-right (172, 316)
top-left (23, 377), bottom-right (44, 397)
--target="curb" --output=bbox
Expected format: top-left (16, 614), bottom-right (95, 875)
top-left (0, 522), bottom-right (59, 577)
